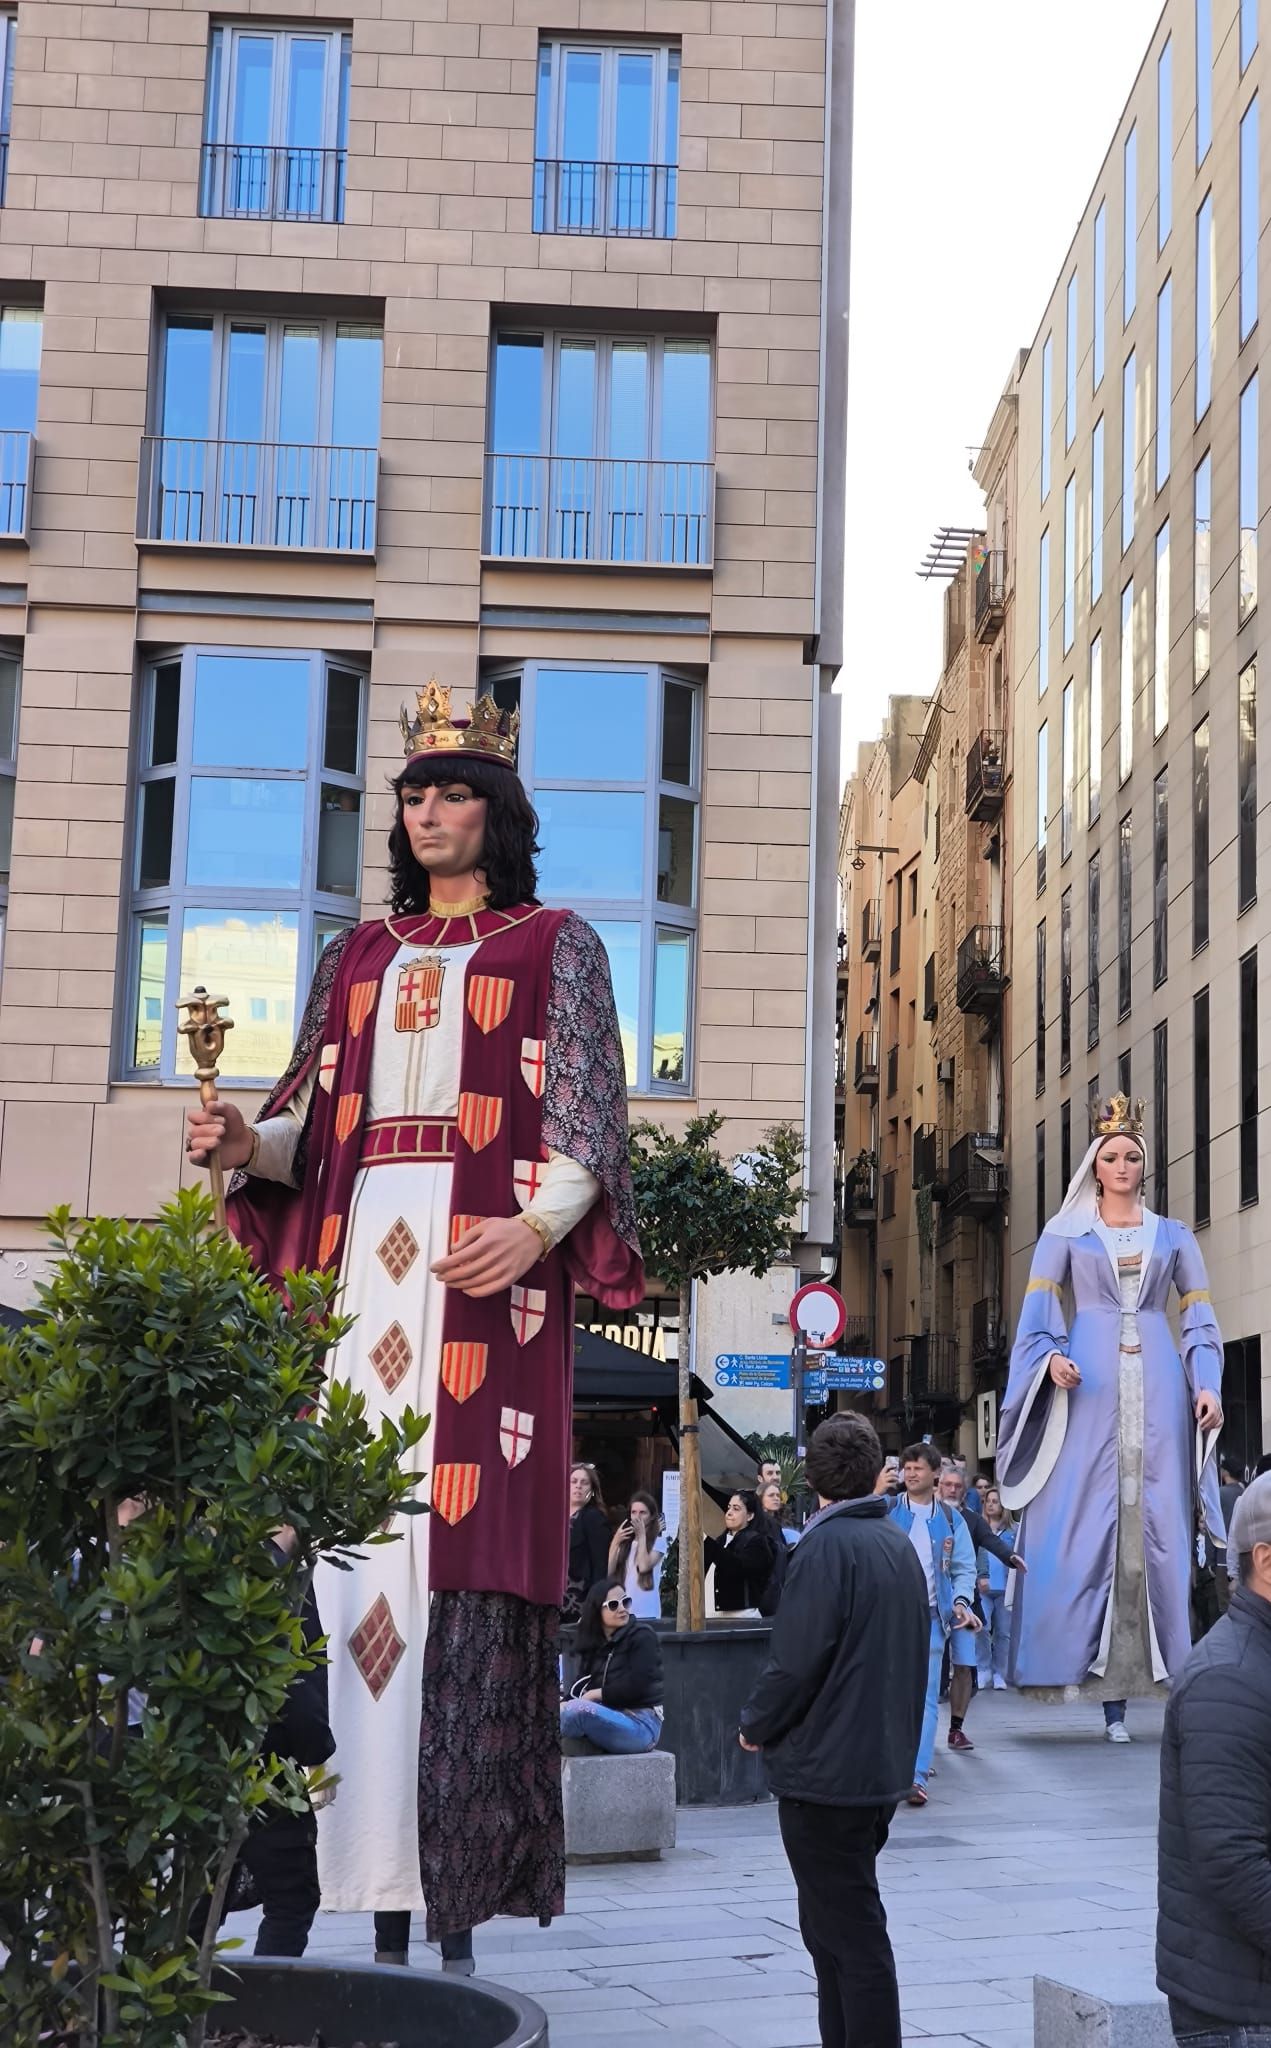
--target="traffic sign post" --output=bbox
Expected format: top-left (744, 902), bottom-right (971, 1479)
top-left (792, 1328), bottom-right (808, 1461)
top-left (789, 1281), bottom-right (848, 1351)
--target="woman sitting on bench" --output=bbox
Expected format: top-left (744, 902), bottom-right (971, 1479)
top-left (561, 1577), bottom-right (664, 1754)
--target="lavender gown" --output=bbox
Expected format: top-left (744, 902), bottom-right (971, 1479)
top-left (997, 1210), bottom-right (1225, 1697)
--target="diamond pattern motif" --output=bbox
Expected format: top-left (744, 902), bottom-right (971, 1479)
top-left (369, 1320), bottom-right (412, 1394)
top-left (348, 1592), bottom-right (405, 1701)
top-left (377, 1217), bottom-right (420, 1284)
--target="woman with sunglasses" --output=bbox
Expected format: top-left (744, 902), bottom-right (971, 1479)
top-left (560, 1576), bottom-right (664, 1755)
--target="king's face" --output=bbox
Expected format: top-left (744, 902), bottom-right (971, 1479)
top-left (401, 781), bottom-right (488, 881)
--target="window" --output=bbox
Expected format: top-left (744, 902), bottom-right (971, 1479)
top-left (201, 23), bottom-right (349, 222)
top-left (1154, 1021), bottom-right (1169, 1213)
top-left (1242, 97), bottom-right (1259, 341)
top-left (1063, 477), bottom-right (1076, 652)
top-left (1240, 657), bottom-right (1257, 912)
top-left (1153, 767), bottom-right (1168, 987)
top-left (486, 329), bottom-right (713, 567)
top-left (1194, 987), bottom-right (1210, 1225)
top-left (1154, 521), bottom-right (1170, 737)
top-left (1156, 278), bottom-right (1172, 491)
top-left (0, 18), bottom-right (14, 206)
top-left (1039, 528), bottom-right (1050, 696)
top-left (1125, 125), bottom-right (1138, 325)
top-left (534, 39), bottom-right (680, 238)
top-left (1037, 721), bottom-right (1049, 894)
top-left (503, 660), bottom-right (699, 1092)
top-left (1241, 948), bottom-right (1259, 1205)
top-left (123, 648), bottom-right (366, 1081)
top-left (1092, 416), bottom-right (1105, 603)
top-left (1196, 193), bottom-right (1214, 419)
top-left (1036, 1121), bottom-right (1047, 1238)
top-left (1244, 0), bottom-right (1259, 71)
top-left (1122, 352), bottom-right (1136, 552)
top-left (1193, 716), bottom-right (1210, 951)
top-left (1093, 201), bottom-right (1106, 389)
top-left (0, 647), bottom-right (18, 953)
top-left (1061, 1098), bottom-right (1072, 1193)
top-left (1158, 38), bottom-right (1172, 249)
top-left (1089, 632), bottom-right (1103, 825)
top-left (1196, 0), bottom-right (1212, 164)
top-left (1065, 274), bottom-right (1078, 449)
top-left (1118, 812), bottom-right (1133, 1018)
top-left (1241, 372), bottom-right (1258, 624)
top-left (1119, 579), bottom-right (1134, 782)
top-left (1060, 885), bottom-right (1072, 1073)
top-left (1194, 452), bottom-right (1211, 682)
top-left (1040, 334), bottom-right (1053, 501)
top-left (143, 313), bottom-right (381, 553)
top-left (1036, 919), bottom-right (1046, 1096)
top-left (1088, 848), bottom-right (1101, 1049)
top-left (1062, 677), bottom-right (1074, 861)
top-left (0, 304), bottom-right (39, 538)
top-left (1118, 1049), bottom-right (1132, 1098)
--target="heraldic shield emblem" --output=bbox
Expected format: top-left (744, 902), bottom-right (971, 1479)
top-left (395, 955), bottom-right (445, 1032)
top-left (500, 1407), bottom-right (534, 1468)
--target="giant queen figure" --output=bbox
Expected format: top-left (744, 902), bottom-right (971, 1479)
top-left (186, 681), bottom-right (643, 1967)
top-left (996, 1095), bottom-right (1225, 1736)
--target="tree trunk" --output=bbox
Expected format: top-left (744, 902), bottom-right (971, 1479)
top-left (676, 1276), bottom-right (706, 1633)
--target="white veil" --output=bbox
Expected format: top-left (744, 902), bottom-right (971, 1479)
top-left (1048, 1129), bottom-right (1150, 1238)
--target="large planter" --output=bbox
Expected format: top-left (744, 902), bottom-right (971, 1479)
top-left (210, 1957), bottom-right (548, 2046)
top-left (654, 1621), bottom-right (773, 1806)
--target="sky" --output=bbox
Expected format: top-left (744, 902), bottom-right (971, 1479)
top-left (839, 0), bottom-right (1165, 774)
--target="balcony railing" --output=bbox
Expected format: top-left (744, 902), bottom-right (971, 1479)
top-left (844, 1160), bottom-right (876, 1222)
top-left (854, 1030), bottom-right (879, 1092)
top-left (880, 1168), bottom-right (896, 1221)
top-left (910, 1332), bottom-right (960, 1403)
top-left (840, 1314), bottom-right (876, 1355)
top-left (200, 141), bottom-right (346, 222)
top-left (861, 899), bottom-right (882, 958)
top-left (138, 437), bottom-right (377, 553)
top-left (956, 924), bottom-right (1007, 1015)
top-left (945, 1131), bottom-right (1007, 1216)
top-left (484, 454), bottom-right (713, 567)
top-left (0, 430), bottom-right (34, 538)
top-left (966, 729), bottom-right (1005, 820)
top-left (923, 951), bottom-right (937, 1021)
top-left (975, 547), bottom-right (1008, 642)
top-left (970, 1294), bottom-right (1005, 1366)
top-left (533, 158), bottom-right (677, 238)
top-left (885, 1042), bottom-right (899, 1097)
top-left (913, 1123), bottom-right (947, 1195)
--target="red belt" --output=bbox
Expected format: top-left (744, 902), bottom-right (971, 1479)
top-left (359, 1115), bottom-right (457, 1166)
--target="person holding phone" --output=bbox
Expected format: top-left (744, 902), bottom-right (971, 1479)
top-left (607, 1491), bottom-right (666, 1617)
top-left (882, 1443), bottom-right (981, 1806)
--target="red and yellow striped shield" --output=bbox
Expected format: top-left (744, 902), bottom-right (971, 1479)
top-left (458, 1091), bottom-right (503, 1153)
top-left (467, 975), bottom-right (514, 1035)
top-left (441, 1340), bottom-right (488, 1406)
top-left (347, 980), bottom-right (378, 1038)
top-left (432, 1462), bottom-right (481, 1526)
top-left (395, 958), bottom-right (445, 1033)
top-left (450, 1213), bottom-right (486, 1251)
top-left (334, 1092), bottom-right (363, 1145)
top-left (318, 1041), bottom-right (339, 1095)
top-left (318, 1213), bottom-right (343, 1267)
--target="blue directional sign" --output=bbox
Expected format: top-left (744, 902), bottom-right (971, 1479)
top-left (806, 1357), bottom-right (887, 1395)
top-left (713, 1353), bottom-right (792, 1389)
top-left (713, 1352), bottom-right (887, 1394)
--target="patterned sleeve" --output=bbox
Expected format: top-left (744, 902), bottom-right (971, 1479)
top-left (541, 913), bottom-right (640, 1253)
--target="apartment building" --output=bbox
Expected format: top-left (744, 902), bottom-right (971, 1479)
top-left (1012, 0), bottom-right (1267, 1468)
top-left (0, 0), bottom-right (853, 1409)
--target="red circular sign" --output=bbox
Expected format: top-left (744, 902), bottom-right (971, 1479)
top-left (789, 1282), bottom-right (848, 1350)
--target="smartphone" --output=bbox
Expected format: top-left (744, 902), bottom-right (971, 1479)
top-left (885, 1455), bottom-right (899, 1474)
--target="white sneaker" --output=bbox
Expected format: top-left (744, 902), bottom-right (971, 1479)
top-left (1106, 1722), bottom-right (1132, 1743)
top-left (992, 1675), bottom-right (1007, 1690)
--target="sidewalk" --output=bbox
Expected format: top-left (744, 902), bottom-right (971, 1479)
top-left (280, 1689), bottom-right (1165, 2047)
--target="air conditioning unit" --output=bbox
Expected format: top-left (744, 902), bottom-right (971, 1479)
top-left (937, 1058), bottom-right (954, 1083)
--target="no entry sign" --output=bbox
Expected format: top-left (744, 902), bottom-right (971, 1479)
top-left (789, 1281), bottom-right (848, 1352)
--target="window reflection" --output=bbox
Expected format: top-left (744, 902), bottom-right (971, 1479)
top-left (193, 654), bottom-right (308, 769)
top-left (657, 795), bottom-right (695, 905)
top-left (535, 667), bottom-right (646, 780)
top-left (653, 928), bottom-right (690, 1083)
top-left (134, 915), bottom-right (168, 1070)
top-left (1241, 374), bottom-right (1259, 623)
top-left (186, 778), bottom-right (306, 891)
top-left (592, 920), bottom-right (640, 1085)
top-left (177, 910), bottom-right (299, 1079)
top-left (662, 679), bottom-right (694, 784)
top-left (537, 789), bottom-right (644, 898)
top-left (317, 783), bottom-right (361, 896)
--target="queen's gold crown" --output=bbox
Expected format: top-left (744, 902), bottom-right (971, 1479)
top-left (399, 679), bottom-right (520, 768)
top-left (1092, 1093), bottom-right (1146, 1139)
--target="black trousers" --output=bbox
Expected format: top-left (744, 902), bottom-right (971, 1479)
top-left (778, 1798), bottom-right (900, 2048)
top-left (190, 1810), bottom-right (321, 1959)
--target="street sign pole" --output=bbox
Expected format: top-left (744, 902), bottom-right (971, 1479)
top-left (792, 1328), bottom-right (808, 1462)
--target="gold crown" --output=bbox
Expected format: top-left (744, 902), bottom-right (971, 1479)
top-left (1092, 1093), bottom-right (1146, 1139)
top-left (399, 679), bottom-right (521, 768)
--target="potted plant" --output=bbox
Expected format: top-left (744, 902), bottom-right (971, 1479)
top-left (0, 1191), bottom-right (545, 2048)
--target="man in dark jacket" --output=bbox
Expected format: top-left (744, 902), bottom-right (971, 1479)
top-left (739, 1412), bottom-right (928, 2048)
top-left (1157, 1472), bottom-right (1271, 2042)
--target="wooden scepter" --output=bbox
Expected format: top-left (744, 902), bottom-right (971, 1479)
top-left (176, 985), bottom-right (234, 1232)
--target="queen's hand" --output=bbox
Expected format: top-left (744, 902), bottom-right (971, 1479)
top-left (1048, 1352), bottom-right (1082, 1389)
top-left (1194, 1390), bottom-right (1224, 1431)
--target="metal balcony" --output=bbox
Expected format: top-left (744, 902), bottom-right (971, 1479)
top-left (880, 1168), bottom-right (896, 1221)
top-left (840, 1314), bottom-right (876, 1354)
top-left (970, 1294), bottom-right (1006, 1366)
top-left (861, 899), bottom-right (882, 959)
top-left (0, 430), bottom-right (34, 538)
top-left (955, 924), bottom-right (1007, 1015)
top-left (533, 158), bottom-right (677, 237)
top-left (944, 1131), bottom-right (1007, 1216)
top-left (974, 548), bottom-right (1008, 642)
top-left (844, 1159), bottom-right (876, 1223)
top-left (199, 141), bottom-right (346, 222)
top-left (854, 1030), bottom-right (880, 1092)
top-left (909, 1332), bottom-right (960, 1404)
top-left (138, 437), bottom-right (377, 553)
top-left (923, 951), bottom-right (938, 1021)
top-left (912, 1123), bottom-right (948, 1197)
top-left (484, 454), bottom-right (713, 567)
top-left (966, 729), bottom-right (1005, 821)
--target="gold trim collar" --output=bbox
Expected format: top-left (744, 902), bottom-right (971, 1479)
top-left (428, 890), bottom-right (490, 917)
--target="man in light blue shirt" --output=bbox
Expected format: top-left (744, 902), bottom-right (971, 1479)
top-left (884, 1442), bottom-right (980, 1807)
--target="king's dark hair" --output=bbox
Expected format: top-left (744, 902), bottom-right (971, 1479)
top-left (387, 753), bottom-right (540, 913)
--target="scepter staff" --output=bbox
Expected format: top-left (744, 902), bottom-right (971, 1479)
top-left (176, 986), bottom-right (234, 1232)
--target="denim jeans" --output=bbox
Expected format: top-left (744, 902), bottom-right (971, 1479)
top-left (977, 1590), bottom-right (1010, 1682)
top-left (915, 1616), bottom-right (975, 1786)
top-left (560, 1701), bottom-right (661, 1753)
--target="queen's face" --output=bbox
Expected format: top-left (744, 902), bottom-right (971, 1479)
top-left (1097, 1136), bottom-right (1145, 1199)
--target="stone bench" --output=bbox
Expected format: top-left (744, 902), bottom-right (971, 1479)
top-left (1035, 1969), bottom-right (1173, 2047)
top-left (561, 1746), bottom-right (677, 1863)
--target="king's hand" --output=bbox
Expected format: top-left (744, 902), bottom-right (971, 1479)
top-left (186, 1099), bottom-right (254, 1171)
top-left (432, 1216), bottom-right (545, 1298)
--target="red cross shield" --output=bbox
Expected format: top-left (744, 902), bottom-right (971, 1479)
top-left (520, 1036), bottom-right (546, 1099)
top-left (512, 1158), bottom-right (546, 1210)
top-left (318, 1041), bottom-right (339, 1095)
top-left (509, 1284), bottom-right (546, 1346)
top-left (500, 1406), bottom-right (534, 1468)
top-left (395, 958), bottom-right (445, 1033)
